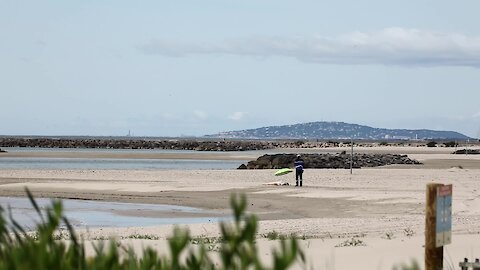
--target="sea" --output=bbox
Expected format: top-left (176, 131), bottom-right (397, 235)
top-left (0, 147), bottom-right (250, 170)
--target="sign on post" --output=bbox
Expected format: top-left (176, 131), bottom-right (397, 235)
top-left (436, 184), bottom-right (452, 247)
top-left (425, 183), bottom-right (453, 270)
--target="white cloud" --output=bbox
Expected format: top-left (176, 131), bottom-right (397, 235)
top-left (473, 112), bottom-right (480, 118)
top-left (228, 112), bottom-right (248, 121)
top-left (193, 110), bottom-right (208, 120)
top-left (139, 28), bottom-right (480, 68)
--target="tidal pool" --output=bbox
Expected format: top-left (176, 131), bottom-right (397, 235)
top-left (0, 197), bottom-right (227, 229)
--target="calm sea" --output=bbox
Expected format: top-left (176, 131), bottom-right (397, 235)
top-left (0, 147), bottom-right (250, 170)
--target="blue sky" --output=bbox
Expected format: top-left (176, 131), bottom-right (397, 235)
top-left (1, 1), bottom-right (480, 137)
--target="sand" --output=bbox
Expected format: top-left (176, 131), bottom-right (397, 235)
top-left (1, 146), bottom-right (480, 269)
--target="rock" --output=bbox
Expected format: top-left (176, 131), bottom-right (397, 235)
top-left (237, 164), bottom-right (247, 169)
top-left (241, 153), bottom-right (422, 169)
top-left (452, 149), bottom-right (480, 155)
top-left (0, 138), bottom-right (275, 152)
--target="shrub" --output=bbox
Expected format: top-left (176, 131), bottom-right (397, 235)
top-left (443, 141), bottom-right (457, 147)
top-left (426, 141), bottom-right (437, 147)
top-left (327, 141), bottom-right (339, 146)
top-left (392, 260), bottom-right (421, 270)
top-left (265, 230), bottom-right (279, 240)
top-left (294, 140), bottom-right (305, 147)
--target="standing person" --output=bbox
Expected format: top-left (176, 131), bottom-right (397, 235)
top-left (294, 154), bottom-right (305, 187)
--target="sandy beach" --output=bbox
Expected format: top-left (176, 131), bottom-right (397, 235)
top-left (1, 146), bottom-right (480, 269)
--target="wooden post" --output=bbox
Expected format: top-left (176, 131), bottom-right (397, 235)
top-left (466, 139), bottom-right (469, 156)
top-left (350, 138), bottom-right (353, 175)
top-left (425, 183), bottom-right (443, 270)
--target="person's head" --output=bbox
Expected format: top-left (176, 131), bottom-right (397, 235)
top-left (296, 154), bottom-right (301, 160)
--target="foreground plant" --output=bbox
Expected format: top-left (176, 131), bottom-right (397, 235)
top-left (0, 190), bottom-right (304, 270)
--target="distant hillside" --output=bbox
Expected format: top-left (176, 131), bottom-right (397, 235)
top-left (206, 122), bottom-right (470, 140)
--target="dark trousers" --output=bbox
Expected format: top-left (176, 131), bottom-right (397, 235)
top-left (295, 170), bottom-right (303, 186)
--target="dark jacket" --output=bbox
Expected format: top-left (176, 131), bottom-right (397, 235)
top-left (294, 159), bottom-right (305, 172)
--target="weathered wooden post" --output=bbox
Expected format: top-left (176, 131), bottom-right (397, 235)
top-left (350, 138), bottom-right (353, 175)
top-left (425, 183), bottom-right (452, 270)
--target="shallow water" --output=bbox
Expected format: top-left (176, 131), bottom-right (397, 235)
top-left (0, 157), bottom-right (245, 170)
top-left (0, 197), bottom-right (227, 229)
top-left (0, 147), bottom-right (248, 170)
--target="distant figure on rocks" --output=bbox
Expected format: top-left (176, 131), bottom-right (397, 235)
top-left (294, 154), bottom-right (305, 187)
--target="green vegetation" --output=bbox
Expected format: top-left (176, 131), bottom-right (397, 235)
top-left (190, 236), bottom-right (223, 252)
top-left (383, 232), bottom-right (395, 240)
top-left (443, 141), bottom-right (458, 147)
top-left (334, 237), bottom-right (366, 247)
top-left (293, 140), bottom-right (305, 147)
top-left (126, 234), bottom-right (160, 240)
top-left (403, 228), bottom-right (415, 237)
top-left (0, 190), bottom-right (304, 270)
top-left (262, 231), bottom-right (307, 241)
top-left (392, 260), bottom-right (421, 270)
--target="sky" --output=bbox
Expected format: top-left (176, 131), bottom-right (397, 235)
top-left (1, 1), bottom-right (480, 138)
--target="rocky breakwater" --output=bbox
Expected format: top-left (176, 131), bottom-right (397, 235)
top-left (238, 153), bottom-right (422, 169)
top-left (453, 149), bottom-right (480, 155)
top-left (0, 138), bottom-right (274, 151)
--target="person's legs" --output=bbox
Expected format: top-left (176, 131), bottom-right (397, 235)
top-left (295, 171), bottom-right (299, 186)
top-left (299, 171), bottom-right (303, 186)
